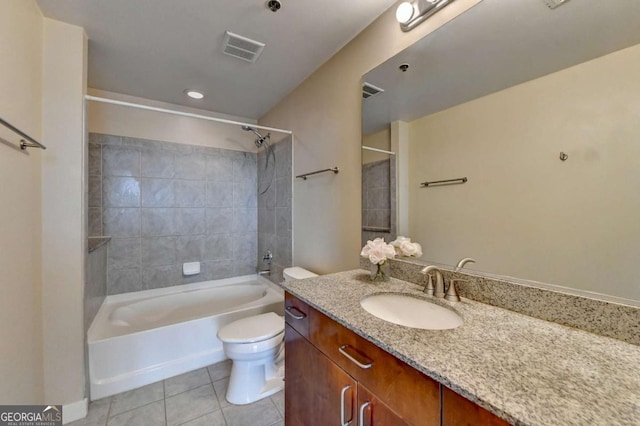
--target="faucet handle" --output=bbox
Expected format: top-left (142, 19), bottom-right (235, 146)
top-left (423, 274), bottom-right (435, 295)
top-left (445, 279), bottom-right (465, 302)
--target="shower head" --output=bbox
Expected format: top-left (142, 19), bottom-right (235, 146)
top-left (242, 125), bottom-right (270, 148)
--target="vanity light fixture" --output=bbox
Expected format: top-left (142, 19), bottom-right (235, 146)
top-left (185, 90), bottom-right (204, 100)
top-left (396, 0), bottom-right (454, 32)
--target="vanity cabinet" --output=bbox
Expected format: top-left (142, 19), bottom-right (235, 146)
top-left (285, 291), bottom-right (510, 426)
top-left (285, 292), bottom-right (438, 425)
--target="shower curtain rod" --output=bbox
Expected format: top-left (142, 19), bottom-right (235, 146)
top-left (84, 95), bottom-right (293, 135)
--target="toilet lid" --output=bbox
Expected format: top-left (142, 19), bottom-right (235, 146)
top-left (218, 312), bottom-right (284, 343)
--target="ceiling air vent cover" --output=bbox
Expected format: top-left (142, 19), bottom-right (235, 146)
top-left (223, 31), bottom-right (265, 63)
top-left (362, 82), bottom-right (384, 99)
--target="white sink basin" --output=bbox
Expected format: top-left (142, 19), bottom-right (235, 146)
top-left (360, 293), bottom-right (463, 330)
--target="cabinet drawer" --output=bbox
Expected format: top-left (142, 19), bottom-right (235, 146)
top-left (284, 292), bottom-right (310, 338)
top-left (310, 308), bottom-right (440, 426)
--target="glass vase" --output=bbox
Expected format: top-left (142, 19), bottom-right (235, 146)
top-left (370, 261), bottom-right (390, 282)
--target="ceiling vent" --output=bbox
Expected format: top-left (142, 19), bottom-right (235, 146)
top-left (223, 31), bottom-right (265, 63)
top-left (362, 82), bottom-right (384, 99)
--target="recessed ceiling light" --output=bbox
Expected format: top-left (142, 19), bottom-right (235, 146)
top-left (185, 90), bottom-right (204, 100)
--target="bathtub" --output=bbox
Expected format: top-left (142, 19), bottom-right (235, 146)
top-left (88, 275), bottom-right (284, 400)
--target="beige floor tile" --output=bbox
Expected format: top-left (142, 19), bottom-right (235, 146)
top-left (178, 410), bottom-right (226, 426)
top-left (110, 381), bottom-right (164, 417)
top-left (165, 384), bottom-right (219, 426)
top-left (164, 368), bottom-right (211, 397)
top-left (212, 378), bottom-right (231, 409)
top-left (207, 360), bottom-right (232, 382)
top-left (68, 398), bottom-right (111, 426)
top-left (221, 398), bottom-right (281, 426)
top-left (107, 400), bottom-right (165, 426)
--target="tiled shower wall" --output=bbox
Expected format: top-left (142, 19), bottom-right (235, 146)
top-left (88, 133), bottom-right (258, 295)
top-left (362, 158), bottom-right (396, 246)
top-left (257, 137), bottom-right (293, 283)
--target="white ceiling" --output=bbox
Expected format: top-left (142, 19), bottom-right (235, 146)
top-left (37, 0), bottom-right (397, 119)
top-left (363, 0), bottom-right (640, 134)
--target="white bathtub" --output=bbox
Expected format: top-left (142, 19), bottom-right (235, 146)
top-left (88, 275), bottom-right (284, 400)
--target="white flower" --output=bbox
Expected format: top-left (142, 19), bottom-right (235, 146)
top-left (361, 238), bottom-right (395, 265)
top-left (390, 236), bottom-right (423, 257)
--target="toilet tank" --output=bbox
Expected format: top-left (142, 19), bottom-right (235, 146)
top-left (283, 267), bottom-right (318, 281)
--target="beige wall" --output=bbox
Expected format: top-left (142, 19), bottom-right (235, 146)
top-left (0, 0), bottom-right (44, 404)
top-left (407, 43), bottom-right (640, 301)
top-left (259, 0), bottom-right (482, 274)
top-left (41, 18), bottom-right (87, 405)
top-left (362, 127), bottom-right (390, 164)
top-left (87, 89), bottom-right (266, 152)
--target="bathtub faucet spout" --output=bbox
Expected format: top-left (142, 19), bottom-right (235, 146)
top-left (258, 269), bottom-right (270, 277)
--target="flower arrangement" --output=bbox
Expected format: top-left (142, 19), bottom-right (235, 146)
top-left (390, 236), bottom-right (423, 258)
top-left (361, 238), bottom-right (396, 265)
top-left (361, 238), bottom-right (396, 281)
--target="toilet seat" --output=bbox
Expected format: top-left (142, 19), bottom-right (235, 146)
top-left (218, 312), bottom-right (284, 344)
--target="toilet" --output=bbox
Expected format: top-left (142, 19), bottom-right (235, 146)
top-left (217, 267), bottom-right (318, 405)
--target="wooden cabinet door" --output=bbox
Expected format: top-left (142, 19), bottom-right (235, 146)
top-left (357, 383), bottom-right (410, 426)
top-left (441, 386), bottom-right (510, 426)
top-left (310, 308), bottom-right (441, 425)
top-left (285, 324), bottom-right (357, 426)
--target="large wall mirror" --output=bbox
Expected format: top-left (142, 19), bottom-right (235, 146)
top-left (361, 0), bottom-right (640, 304)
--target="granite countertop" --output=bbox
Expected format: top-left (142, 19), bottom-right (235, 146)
top-left (282, 269), bottom-right (640, 426)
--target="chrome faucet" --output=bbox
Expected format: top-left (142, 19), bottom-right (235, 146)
top-left (421, 265), bottom-right (463, 302)
top-left (456, 257), bottom-right (476, 269)
top-left (420, 265), bottom-right (445, 298)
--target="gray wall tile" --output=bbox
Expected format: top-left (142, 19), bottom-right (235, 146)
top-left (175, 208), bottom-right (206, 235)
top-left (233, 233), bottom-right (257, 263)
top-left (206, 208), bottom-right (234, 234)
top-left (175, 180), bottom-right (205, 207)
top-left (276, 207), bottom-right (291, 238)
top-left (141, 149), bottom-right (175, 178)
top-left (142, 236), bottom-right (177, 267)
top-left (141, 208), bottom-right (175, 237)
top-left (206, 182), bottom-right (233, 207)
top-left (103, 177), bottom-right (141, 207)
top-left (108, 267), bottom-right (142, 295)
top-left (233, 208), bottom-right (257, 233)
top-left (206, 156), bottom-right (233, 182)
top-left (103, 208), bottom-right (140, 237)
top-left (175, 152), bottom-right (205, 179)
top-left (275, 177), bottom-right (291, 208)
top-left (233, 182), bottom-right (257, 208)
top-left (233, 154), bottom-right (257, 183)
top-left (141, 178), bottom-right (174, 207)
top-left (258, 208), bottom-right (276, 235)
top-left (89, 143), bottom-right (101, 176)
top-left (89, 175), bottom-right (102, 208)
top-left (93, 133), bottom-right (288, 294)
top-left (176, 235), bottom-right (206, 263)
top-left (205, 234), bottom-right (233, 260)
top-left (142, 265), bottom-right (181, 289)
top-left (108, 238), bottom-right (141, 269)
top-left (205, 260), bottom-right (234, 280)
top-left (103, 145), bottom-right (140, 177)
top-left (89, 208), bottom-right (102, 236)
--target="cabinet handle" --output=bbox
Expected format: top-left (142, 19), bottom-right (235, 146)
top-left (359, 401), bottom-right (371, 426)
top-left (339, 345), bottom-right (373, 369)
top-left (340, 385), bottom-right (352, 426)
top-left (285, 306), bottom-right (306, 320)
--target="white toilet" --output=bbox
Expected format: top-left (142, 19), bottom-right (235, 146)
top-left (217, 267), bottom-right (318, 405)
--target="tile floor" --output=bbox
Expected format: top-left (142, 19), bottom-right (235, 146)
top-left (71, 360), bottom-right (284, 426)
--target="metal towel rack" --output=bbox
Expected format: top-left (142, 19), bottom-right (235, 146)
top-left (0, 117), bottom-right (47, 150)
top-left (296, 166), bottom-right (339, 180)
top-left (420, 177), bottom-right (467, 187)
